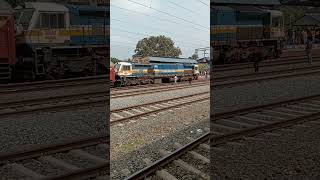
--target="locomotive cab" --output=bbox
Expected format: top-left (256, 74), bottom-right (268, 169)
top-left (15, 2), bottom-right (70, 44)
top-left (266, 10), bottom-right (285, 57)
top-left (114, 62), bottom-right (133, 77)
top-left (268, 10), bottom-right (285, 39)
top-left (194, 64), bottom-right (199, 75)
top-left (193, 64), bottom-right (199, 79)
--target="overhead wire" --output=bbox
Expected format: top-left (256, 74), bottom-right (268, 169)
top-left (127, 0), bottom-right (208, 29)
top-left (197, 0), bottom-right (210, 7)
top-left (167, 1), bottom-right (201, 16)
top-left (111, 0), bottom-right (209, 58)
top-left (111, 18), bottom-right (209, 44)
top-left (110, 4), bottom-right (208, 32)
top-left (111, 27), bottom-right (208, 48)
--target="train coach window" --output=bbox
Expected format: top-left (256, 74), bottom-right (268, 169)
top-left (272, 17), bottom-right (281, 28)
top-left (122, 66), bottom-right (131, 71)
top-left (58, 14), bottom-right (65, 28)
top-left (40, 13), bottom-right (50, 28)
top-left (39, 13), bottom-right (65, 29)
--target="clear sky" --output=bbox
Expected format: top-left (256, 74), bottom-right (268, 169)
top-left (110, 0), bottom-right (210, 60)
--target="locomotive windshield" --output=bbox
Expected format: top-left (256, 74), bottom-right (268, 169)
top-left (272, 15), bottom-right (284, 29)
top-left (115, 64), bottom-right (121, 71)
top-left (16, 9), bottom-right (34, 30)
top-left (122, 65), bottom-right (131, 71)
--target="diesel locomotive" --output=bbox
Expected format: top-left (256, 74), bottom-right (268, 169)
top-left (110, 57), bottom-right (200, 86)
top-left (211, 6), bottom-right (285, 64)
top-left (0, 1), bottom-right (109, 81)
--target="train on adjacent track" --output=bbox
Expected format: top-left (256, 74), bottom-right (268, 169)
top-left (0, 1), bottom-right (109, 82)
top-left (110, 57), bottom-right (200, 87)
top-left (211, 5), bottom-right (285, 64)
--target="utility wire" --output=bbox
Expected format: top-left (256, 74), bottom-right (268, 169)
top-left (197, 0), bottom-right (209, 7)
top-left (111, 4), bottom-right (208, 33)
top-left (127, 0), bottom-right (208, 29)
top-left (111, 32), bottom-right (205, 50)
top-left (111, 18), bottom-right (209, 44)
top-left (111, 27), bottom-right (208, 48)
top-left (168, 1), bottom-right (202, 16)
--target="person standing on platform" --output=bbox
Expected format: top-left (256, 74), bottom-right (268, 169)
top-left (306, 30), bottom-right (313, 64)
top-left (174, 75), bottom-right (178, 84)
top-left (253, 54), bottom-right (262, 73)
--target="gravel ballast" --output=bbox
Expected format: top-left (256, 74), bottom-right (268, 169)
top-left (212, 73), bottom-right (320, 179)
top-left (111, 85), bottom-right (209, 110)
top-left (0, 105), bottom-right (108, 154)
top-left (212, 74), bottom-right (320, 114)
top-left (111, 100), bottom-right (210, 179)
top-left (212, 120), bottom-right (320, 179)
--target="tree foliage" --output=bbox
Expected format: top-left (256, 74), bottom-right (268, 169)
top-left (134, 35), bottom-right (182, 58)
top-left (280, 6), bottom-right (306, 28)
top-left (189, 53), bottom-right (198, 60)
top-left (110, 57), bottom-right (120, 64)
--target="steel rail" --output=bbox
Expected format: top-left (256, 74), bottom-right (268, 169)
top-left (111, 82), bottom-right (209, 99)
top-left (213, 56), bottom-right (320, 72)
top-left (213, 68), bottom-right (320, 88)
top-left (0, 75), bottom-right (108, 93)
top-left (111, 97), bottom-right (209, 124)
top-left (125, 93), bottom-right (320, 179)
top-left (0, 92), bottom-right (108, 117)
top-left (40, 163), bottom-right (109, 180)
top-left (214, 64), bottom-right (320, 82)
top-left (212, 111), bottom-right (320, 146)
top-left (0, 134), bottom-right (108, 164)
top-left (124, 133), bottom-right (209, 180)
top-left (111, 92), bottom-right (209, 113)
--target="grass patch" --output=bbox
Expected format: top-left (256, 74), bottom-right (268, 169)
top-left (120, 139), bottom-right (145, 153)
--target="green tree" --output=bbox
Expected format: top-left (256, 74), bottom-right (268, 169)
top-left (110, 57), bottom-right (120, 64)
top-left (189, 53), bottom-right (198, 60)
top-left (134, 35), bottom-right (182, 58)
top-left (280, 6), bottom-right (306, 28)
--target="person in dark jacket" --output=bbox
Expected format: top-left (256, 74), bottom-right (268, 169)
top-left (252, 54), bottom-right (263, 73)
top-left (306, 30), bottom-right (313, 64)
top-left (188, 76), bottom-right (192, 84)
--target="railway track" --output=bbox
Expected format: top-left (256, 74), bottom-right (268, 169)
top-left (213, 55), bottom-right (320, 72)
top-left (213, 65), bottom-right (320, 88)
top-left (5, 61), bottom-right (316, 117)
top-left (111, 81), bottom-right (209, 99)
top-left (0, 135), bottom-right (109, 179)
top-left (112, 65), bottom-right (320, 99)
top-left (110, 92), bottom-right (209, 125)
top-left (0, 91), bottom-right (108, 117)
top-left (111, 79), bottom-right (207, 92)
top-left (0, 75), bottom-right (108, 94)
top-left (214, 63), bottom-right (320, 83)
top-left (125, 94), bottom-right (320, 179)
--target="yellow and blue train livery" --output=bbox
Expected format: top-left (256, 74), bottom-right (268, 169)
top-left (66, 4), bottom-right (109, 45)
top-left (114, 57), bottom-right (199, 86)
top-left (13, 2), bottom-right (109, 80)
top-left (211, 5), bottom-right (285, 64)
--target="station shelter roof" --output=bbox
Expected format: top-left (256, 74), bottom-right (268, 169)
top-left (294, 14), bottom-right (320, 27)
top-left (148, 57), bottom-right (198, 64)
